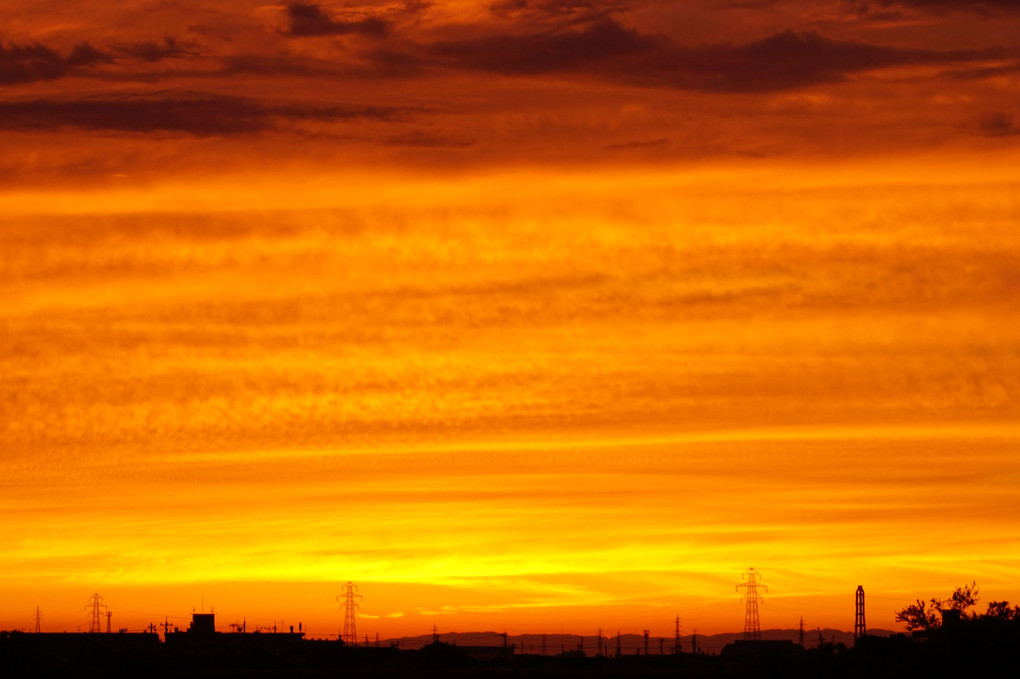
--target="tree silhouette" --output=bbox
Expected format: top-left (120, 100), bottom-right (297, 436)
top-left (937, 581), bottom-right (979, 614)
top-left (895, 582), bottom-right (981, 630)
top-left (984, 601), bottom-right (1019, 620)
top-left (895, 598), bottom-right (941, 631)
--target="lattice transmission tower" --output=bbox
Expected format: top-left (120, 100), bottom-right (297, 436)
top-left (34, 606), bottom-right (42, 633)
top-left (337, 582), bottom-right (362, 645)
top-left (854, 585), bottom-right (866, 640)
top-left (85, 593), bottom-right (107, 634)
top-left (736, 568), bottom-right (767, 641)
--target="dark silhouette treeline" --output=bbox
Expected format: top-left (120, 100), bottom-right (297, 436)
top-left (3, 610), bottom-right (1020, 679)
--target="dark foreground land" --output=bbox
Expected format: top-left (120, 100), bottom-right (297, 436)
top-left (4, 617), bottom-right (1019, 679)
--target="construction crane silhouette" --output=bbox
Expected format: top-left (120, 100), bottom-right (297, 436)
top-left (337, 582), bottom-right (362, 646)
top-left (736, 568), bottom-right (767, 641)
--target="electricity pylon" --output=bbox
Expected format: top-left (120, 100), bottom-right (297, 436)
top-left (337, 582), bottom-right (362, 645)
top-left (34, 606), bottom-right (42, 633)
top-left (736, 568), bottom-right (767, 641)
top-left (855, 586), bottom-right (866, 640)
top-left (85, 593), bottom-right (107, 634)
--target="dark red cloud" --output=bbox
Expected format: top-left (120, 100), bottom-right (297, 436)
top-left (285, 2), bottom-right (389, 38)
top-left (842, 0), bottom-right (1020, 18)
top-left (0, 42), bottom-right (110, 85)
top-left (0, 92), bottom-right (418, 135)
top-left (426, 20), bottom-right (990, 92)
top-left (115, 37), bottom-right (201, 62)
top-left (978, 112), bottom-right (1019, 137)
top-left (488, 0), bottom-right (629, 24)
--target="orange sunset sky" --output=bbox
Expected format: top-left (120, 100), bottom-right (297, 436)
top-left (2, 1), bottom-right (1020, 640)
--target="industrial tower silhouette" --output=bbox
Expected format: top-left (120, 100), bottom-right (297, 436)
top-left (855, 585), bottom-right (866, 639)
top-left (85, 593), bottom-right (107, 634)
top-left (338, 582), bottom-right (362, 646)
top-left (736, 568), bottom-right (767, 641)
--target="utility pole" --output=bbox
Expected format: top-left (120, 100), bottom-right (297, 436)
top-left (736, 568), bottom-right (767, 641)
top-left (337, 582), bottom-right (362, 646)
top-left (855, 586), bottom-right (866, 641)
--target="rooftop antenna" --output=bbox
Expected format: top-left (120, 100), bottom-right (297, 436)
top-left (736, 568), bottom-right (766, 641)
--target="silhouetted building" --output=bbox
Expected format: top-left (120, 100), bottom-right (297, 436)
top-left (188, 613), bottom-right (215, 634)
top-left (939, 609), bottom-right (962, 627)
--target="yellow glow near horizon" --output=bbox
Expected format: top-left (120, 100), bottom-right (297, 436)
top-left (3, 160), bottom-right (1020, 637)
